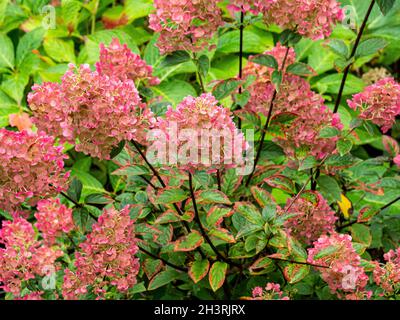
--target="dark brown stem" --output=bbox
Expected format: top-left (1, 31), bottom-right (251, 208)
top-left (193, 52), bottom-right (206, 93)
top-left (216, 169), bottom-right (222, 191)
top-left (188, 172), bottom-right (239, 267)
top-left (138, 246), bottom-right (187, 272)
top-left (245, 46), bottom-right (291, 187)
top-left (333, 0), bottom-right (376, 113)
top-left (270, 257), bottom-right (330, 269)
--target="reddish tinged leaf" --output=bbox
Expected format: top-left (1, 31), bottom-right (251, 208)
top-left (382, 135), bottom-right (399, 157)
top-left (284, 264), bottom-right (310, 284)
top-left (155, 187), bottom-right (188, 204)
top-left (154, 210), bottom-right (180, 224)
top-left (181, 211), bottom-right (194, 222)
top-left (233, 202), bottom-right (264, 225)
top-left (174, 230), bottom-right (204, 252)
top-left (206, 206), bottom-right (233, 227)
top-left (209, 228), bottom-right (236, 243)
top-left (189, 259), bottom-right (210, 284)
top-left (209, 262), bottom-right (228, 292)
top-left (264, 175), bottom-right (295, 194)
top-left (195, 189), bottom-right (232, 205)
top-left (249, 256), bottom-right (276, 275)
top-left (250, 186), bottom-right (275, 207)
top-left (357, 206), bottom-right (377, 223)
top-left (143, 258), bottom-right (164, 280)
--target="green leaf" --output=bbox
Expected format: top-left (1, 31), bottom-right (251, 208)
top-left (0, 0), bottom-right (9, 26)
top-left (161, 51), bottom-right (190, 67)
top-left (0, 73), bottom-right (29, 104)
top-left (351, 223), bottom-right (372, 246)
top-left (319, 126), bottom-right (341, 138)
top-left (195, 190), bottom-right (232, 205)
top-left (196, 54), bottom-right (210, 78)
top-left (148, 269), bottom-right (179, 291)
top-left (124, 0), bottom-right (154, 22)
top-left (337, 139), bottom-right (353, 156)
top-left (286, 62), bottom-right (314, 76)
top-left (84, 193), bottom-right (112, 205)
top-left (327, 39), bottom-right (349, 58)
top-left (189, 259), bottom-right (210, 284)
top-left (209, 262), bottom-right (228, 292)
top-left (67, 178), bottom-right (83, 203)
top-left (234, 202), bottom-right (264, 226)
top-left (43, 37), bottom-right (76, 63)
top-left (71, 170), bottom-right (106, 198)
top-left (376, 0), bottom-right (396, 15)
top-left (314, 74), bottom-right (365, 95)
top-left (174, 231), bottom-right (204, 252)
top-left (155, 187), bottom-right (188, 204)
top-left (206, 207), bottom-right (232, 226)
top-left (317, 175), bottom-right (341, 201)
top-left (112, 165), bottom-right (150, 176)
top-left (212, 79), bottom-right (241, 100)
top-left (209, 228), bottom-right (236, 243)
top-left (0, 34), bottom-right (14, 69)
top-left (271, 70), bottom-right (282, 89)
top-left (249, 256), bottom-right (275, 275)
top-left (73, 207), bottom-right (89, 231)
top-left (152, 80), bottom-right (197, 106)
top-left (355, 38), bottom-right (388, 58)
top-left (251, 54), bottom-right (278, 69)
top-left (250, 186), bottom-right (274, 207)
top-left (313, 245), bottom-right (340, 260)
top-left (16, 27), bottom-right (45, 67)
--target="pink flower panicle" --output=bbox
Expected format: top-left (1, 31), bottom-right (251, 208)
top-left (261, 0), bottom-right (344, 40)
top-left (28, 64), bottom-right (155, 159)
top-left (151, 93), bottom-right (248, 173)
top-left (149, 0), bottom-right (223, 54)
top-left (0, 218), bottom-right (62, 296)
top-left (96, 38), bottom-right (160, 86)
top-left (347, 77), bottom-right (400, 133)
top-left (62, 206), bottom-right (139, 299)
top-left (308, 233), bottom-right (369, 298)
top-left (35, 198), bottom-right (75, 245)
top-left (251, 283), bottom-right (290, 300)
top-left (0, 129), bottom-right (69, 212)
top-left (283, 192), bottom-right (338, 245)
top-left (373, 248), bottom-right (400, 294)
top-left (227, 0), bottom-right (266, 15)
top-left (243, 44), bottom-right (342, 159)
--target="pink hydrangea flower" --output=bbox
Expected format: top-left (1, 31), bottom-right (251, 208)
top-left (283, 192), bottom-right (338, 245)
top-left (347, 77), bottom-right (400, 133)
top-left (250, 282), bottom-right (290, 300)
top-left (227, 0), bottom-right (267, 15)
top-left (308, 233), bottom-right (368, 298)
top-left (373, 248), bottom-right (400, 294)
top-left (150, 93), bottom-right (248, 173)
top-left (35, 198), bottom-right (75, 245)
top-left (62, 206), bottom-right (139, 299)
top-left (149, 0), bottom-right (223, 54)
top-left (394, 154), bottom-right (400, 168)
top-left (0, 218), bottom-right (62, 296)
top-left (243, 44), bottom-right (342, 159)
top-left (28, 64), bottom-right (155, 159)
top-left (261, 0), bottom-right (344, 40)
top-left (96, 38), bottom-right (160, 86)
top-left (0, 129), bottom-right (69, 212)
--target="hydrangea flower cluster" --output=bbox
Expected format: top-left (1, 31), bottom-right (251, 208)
top-left (149, 0), bottom-right (223, 54)
top-left (283, 192), bottom-right (338, 245)
top-left (373, 248), bottom-right (400, 294)
top-left (28, 64), bottom-right (155, 159)
top-left (243, 44), bottom-right (342, 159)
top-left (227, 0), bottom-right (265, 15)
top-left (62, 206), bottom-right (139, 299)
top-left (250, 283), bottom-right (290, 300)
top-left (96, 38), bottom-right (160, 86)
top-left (347, 77), bottom-right (400, 133)
top-left (0, 129), bottom-right (69, 212)
top-left (0, 218), bottom-right (62, 296)
top-left (34, 198), bottom-right (75, 245)
top-left (261, 0), bottom-right (344, 40)
top-left (308, 233), bottom-right (369, 298)
top-left (150, 93), bottom-right (248, 173)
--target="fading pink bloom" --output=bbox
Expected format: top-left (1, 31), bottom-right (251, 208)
top-left (0, 218), bottom-right (62, 296)
top-left (373, 248), bottom-right (400, 294)
top-left (394, 154), bottom-right (400, 168)
top-left (243, 44), bottom-right (342, 159)
top-left (28, 64), bottom-right (155, 160)
top-left (250, 282), bottom-right (290, 300)
top-left (308, 233), bottom-right (368, 298)
top-left (62, 206), bottom-right (139, 300)
top-left (15, 292), bottom-right (44, 300)
top-left (283, 192), bottom-right (338, 245)
top-left (35, 198), bottom-right (75, 245)
top-left (96, 38), bottom-right (160, 86)
top-left (347, 77), bottom-right (400, 133)
top-left (227, 0), bottom-right (269, 15)
top-left (0, 129), bottom-right (69, 212)
top-left (149, 0), bottom-right (223, 54)
top-left (261, 0), bottom-right (343, 40)
top-left (150, 93), bottom-right (248, 173)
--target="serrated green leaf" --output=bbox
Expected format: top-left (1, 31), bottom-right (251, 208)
top-left (189, 259), bottom-right (210, 284)
top-left (209, 262), bottom-right (228, 292)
